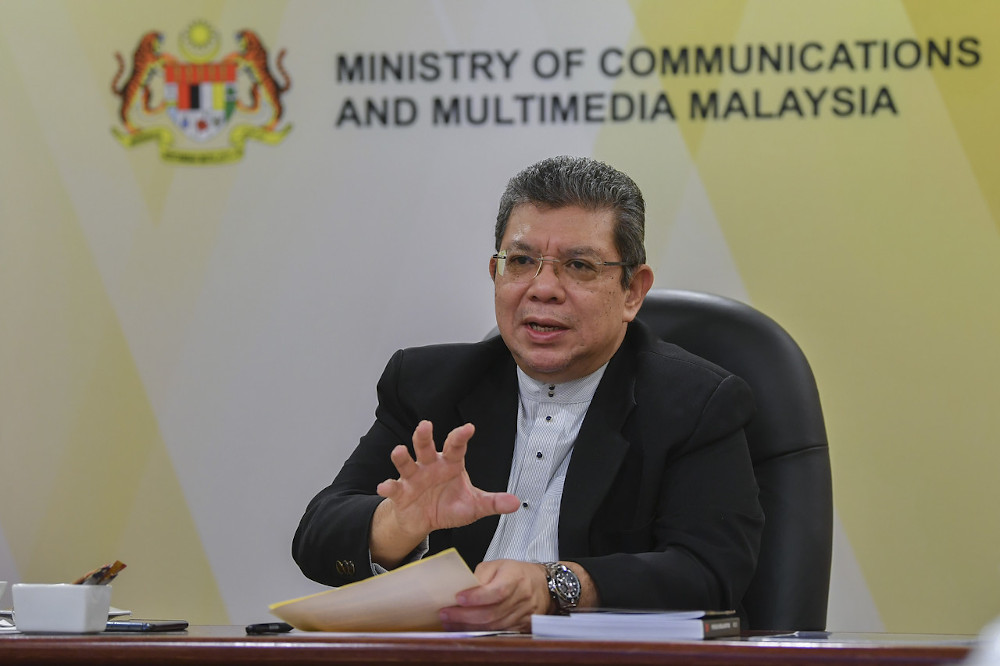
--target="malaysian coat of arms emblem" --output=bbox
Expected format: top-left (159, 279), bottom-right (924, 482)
top-left (111, 21), bottom-right (291, 164)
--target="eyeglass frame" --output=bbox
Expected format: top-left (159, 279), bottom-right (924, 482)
top-left (491, 249), bottom-right (634, 284)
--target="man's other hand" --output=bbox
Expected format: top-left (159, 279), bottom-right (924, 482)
top-left (439, 560), bottom-right (552, 632)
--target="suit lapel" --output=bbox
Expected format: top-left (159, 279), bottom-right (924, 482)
top-left (450, 346), bottom-right (518, 565)
top-left (441, 326), bottom-right (647, 564)
top-left (558, 327), bottom-right (641, 557)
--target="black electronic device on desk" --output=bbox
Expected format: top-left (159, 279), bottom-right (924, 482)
top-left (105, 619), bottom-right (189, 632)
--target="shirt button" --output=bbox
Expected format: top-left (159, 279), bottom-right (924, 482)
top-left (522, 502), bottom-right (529, 509)
top-left (536, 451), bottom-right (543, 459)
top-left (545, 415), bottom-right (552, 422)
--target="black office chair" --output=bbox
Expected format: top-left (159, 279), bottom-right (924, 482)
top-left (636, 289), bottom-right (832, 630)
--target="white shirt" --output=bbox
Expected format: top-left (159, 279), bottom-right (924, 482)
top-left (483, 364), bottom-right (607, 563)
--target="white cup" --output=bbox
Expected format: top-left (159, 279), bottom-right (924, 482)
top-left (12, 584), bottom-right (111, 633)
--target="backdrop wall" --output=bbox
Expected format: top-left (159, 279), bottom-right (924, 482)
top-left (1, 0), bottom-right (998, 634)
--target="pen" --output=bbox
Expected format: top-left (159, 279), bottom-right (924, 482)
top-left (245, 622), bottom-right (294, 635)
top-left (753, 630), bottom-right (831, 641)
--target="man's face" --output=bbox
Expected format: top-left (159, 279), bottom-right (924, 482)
top-left (491, 204), bottom-right (650, 384)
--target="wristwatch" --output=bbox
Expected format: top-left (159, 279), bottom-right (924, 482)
top-left (542, 562), bottom-right (581, 614)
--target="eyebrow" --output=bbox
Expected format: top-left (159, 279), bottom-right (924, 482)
top-left (505, 240), bottom-right (605, 258)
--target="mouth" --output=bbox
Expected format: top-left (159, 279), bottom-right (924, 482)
top-left (526, 320), bottom-right (567, 333)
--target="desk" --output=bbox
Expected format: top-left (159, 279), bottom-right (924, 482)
top-left (0, 626), bottom-right (975, 666)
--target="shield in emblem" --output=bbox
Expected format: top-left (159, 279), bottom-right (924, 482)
top-left (164, 62), bottom-right (237, 142)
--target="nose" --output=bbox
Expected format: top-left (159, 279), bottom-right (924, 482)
top-left (533, 258), bottom-right (562, 280)
top-left (526, 259), bottom-right (565, 300)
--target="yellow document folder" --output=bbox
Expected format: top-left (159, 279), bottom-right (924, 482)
top-left (270, 549), bottom-right (479, 632)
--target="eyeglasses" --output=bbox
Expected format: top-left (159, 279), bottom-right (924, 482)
top-left (492, 250), bottom-right (632, 285)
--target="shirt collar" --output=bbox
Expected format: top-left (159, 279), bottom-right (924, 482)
top-left (515, 363), bottom-right (608, 405)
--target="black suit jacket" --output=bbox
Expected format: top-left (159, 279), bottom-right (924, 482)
top-left (293, 321), bottom-right (764, 611)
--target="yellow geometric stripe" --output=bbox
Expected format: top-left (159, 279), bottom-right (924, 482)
top-left (617, 0), bottom-right (1000, 634)
top-left (0, 20), bottom-right (227, 621)
top-left (904, 0), bottom-right (1000, 235)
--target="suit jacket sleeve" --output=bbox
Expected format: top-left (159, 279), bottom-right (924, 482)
top-left (291, 348), bottom-right (416, 587)
top-left (291, 339), bottom-right (512, 586)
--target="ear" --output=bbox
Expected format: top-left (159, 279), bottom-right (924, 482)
top-left (489, 256), bottom-right (498, 281)
top-left (622, 264), bottom-right (654, 322)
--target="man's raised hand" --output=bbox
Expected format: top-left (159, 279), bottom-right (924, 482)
top-left (370, 421), bottom-right (520, 568)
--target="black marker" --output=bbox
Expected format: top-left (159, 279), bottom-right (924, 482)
top-left (245, 622), bottom-right (294, 634)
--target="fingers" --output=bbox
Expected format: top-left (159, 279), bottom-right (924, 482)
top-left (406, 420), bottom-right (475, 467)
top-left (388, 444), bottom-right (416, 477)
top-left (380, 421), bottom-right (471, 502)
top-left (460, 563), bottom-right (505, 605)
top-left (379, 420), bottom-right (506, 534)
top-left (375, 478), bottom-right (396, 499)
top-left (378, 443), bottom-right (418, 500)
top-left (396, 418), bottom-right (450, 468)
top-left (410, 420), bottom-right (437, 464)
top-left (440, 561), bottom-right (543, 632)
top-left (488, 492), bottom-right (522, 516)
top-left (441, 423), bottom-right (475, 463)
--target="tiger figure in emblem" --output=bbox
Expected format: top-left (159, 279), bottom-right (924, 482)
top-left (227, 30), bottom-right (291, 132)
top-left (111, 31), bottom-right (175, 133)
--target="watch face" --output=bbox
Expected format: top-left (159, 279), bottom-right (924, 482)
top-left (554, 567), bottom-right (581, 601)
top-left (544, 562), bottom-right (581, 612)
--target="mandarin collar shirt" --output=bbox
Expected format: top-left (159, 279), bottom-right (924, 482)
top-left (483, 363), bottom-right (608, 563)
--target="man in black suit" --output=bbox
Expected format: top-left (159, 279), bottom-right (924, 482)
top-left (293, 156), bottom-right (763, 632)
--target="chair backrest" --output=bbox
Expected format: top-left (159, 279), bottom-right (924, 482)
top-left (636, 289), bottom-right (832, 630)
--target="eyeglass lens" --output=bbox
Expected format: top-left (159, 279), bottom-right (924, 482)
top-left (497, 252), bottom-right (611, 283)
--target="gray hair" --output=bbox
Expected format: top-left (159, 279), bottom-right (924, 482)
top-left (495, 156), bottom-right (646, 288)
